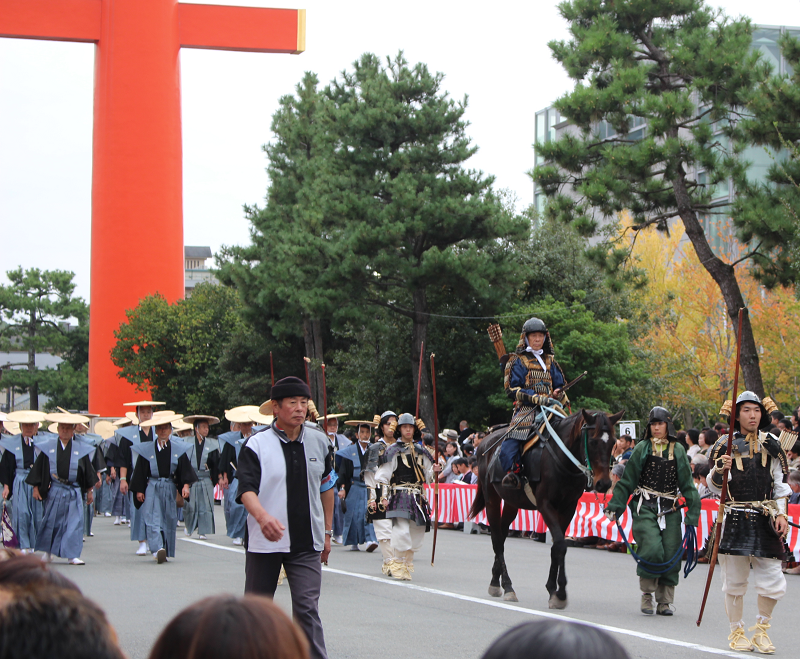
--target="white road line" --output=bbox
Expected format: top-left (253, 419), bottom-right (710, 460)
top-left (183, 539), bottom-right (741, 659)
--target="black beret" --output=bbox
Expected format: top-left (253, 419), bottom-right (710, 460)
top-left (271, 376), bottom-right (311, 401)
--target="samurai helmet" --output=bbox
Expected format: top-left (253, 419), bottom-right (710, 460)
top-left (394, 413), bottom-right (421, 440)
top-left (643, 406), bottom-right (676, 441)
top-left (724, 391), bottom-right (774, 431)
top-left (517, 317), bottom-right (554, 355)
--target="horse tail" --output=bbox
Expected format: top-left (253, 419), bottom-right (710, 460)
top-left (469, 478), bottom-right (486, 519)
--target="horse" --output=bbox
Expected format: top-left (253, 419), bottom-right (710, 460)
top-left (469, 408), bottom-right (624, 608)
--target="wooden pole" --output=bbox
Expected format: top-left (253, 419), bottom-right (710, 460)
top-left (697, 308), bottom-right (745, 626)
top-left (430, 353), bottom-right (440, 566)
top-left (415, 342), bottom-right (424, 419)
top-left (321, 362), bottom-right (328, 437)
top-left (269, 351), bottom-right (275, 388)
top-left (303, 356), bottom-right (311, 386)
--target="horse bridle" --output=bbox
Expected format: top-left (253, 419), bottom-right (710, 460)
top-left (543, 413), bottom-right (599, 488)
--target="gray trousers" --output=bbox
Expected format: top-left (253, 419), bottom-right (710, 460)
top-left (245, 550), bottom-right (327, 659)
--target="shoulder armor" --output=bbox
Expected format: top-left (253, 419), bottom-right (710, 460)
top-left (709, 436), bottom-right (729, 461)
top-left (761, 432), bottom-right (789, 474)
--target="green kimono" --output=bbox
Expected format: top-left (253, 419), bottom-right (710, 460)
top-left (607, 439), bottom-right (700, 586)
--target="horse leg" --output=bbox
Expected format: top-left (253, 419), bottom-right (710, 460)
top-left (499, 503), bottom-right (519, 602)
top-left (485, 490), bottom-right (507, 599)
top-left (538, 499), bottom-right (570, 610)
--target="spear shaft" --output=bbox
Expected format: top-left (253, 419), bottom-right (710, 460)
top-left (430, 353), bottom-right (440, 566)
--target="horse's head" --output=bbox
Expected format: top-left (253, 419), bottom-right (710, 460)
top-left (578, 409), bottom-right (624, 494)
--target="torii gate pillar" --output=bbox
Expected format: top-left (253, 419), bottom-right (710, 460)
top-left (0, 0), bottom-right (305, 414)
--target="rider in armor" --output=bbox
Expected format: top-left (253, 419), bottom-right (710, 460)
top-left (605, 406), bottom-right (700, 616)
top-left (500, 317), bottom-right (567, 489)
top-left (365, 411), bottom-right (398, 575)
top-left (707, 391), bottom-right (791, 654)
top-left (371, 413), bottom-right (441, 580)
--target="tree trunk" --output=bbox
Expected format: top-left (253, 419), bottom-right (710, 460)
top-left (672, 169), bottom-right (764, 398)
top-left (411, 288), bottom-right (435, 432)
top-left (28, 310), bottom-right (38, 411)
top-left (302, 317), bottom-right (324, 407)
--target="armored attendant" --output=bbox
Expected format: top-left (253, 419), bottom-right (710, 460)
top-left (373, 413), bottom-right (441, 580)
top-left (182, 414), bottom-right (221, 540)
top-left (218, 406), bottom-right (258, 546)
top-left (365, 411), bottom-right (399, 575)
top-left (337, 420), bottom-right (379, 552)
top-left (707, 392), bottom-right (791, 654)
top-left (605, 407), bottom-right (700, 615)
top-left (500, 317), bottom-right (568, 489)
top-left (27, 412), bottom-right (98, 564)
top-left (116, 400), bottom-right (166, 555)
top-left (129, 414), bottom-right (197, 563)
top-left (0, 410), bottom-right (50, 553)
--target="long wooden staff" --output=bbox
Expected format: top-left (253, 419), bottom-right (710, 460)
top-left (697, 307), bottom-right (744, 626)
top-left (270, 351), bottom-right (275, 388)
top-left (303, 356), bottom-right (311, 386)
top-left (430, 353), bottom-right (440, 566)
top-left (415, 342), bottom-right (424, 419)
top-left (321, 362), bottom-right (328, 436)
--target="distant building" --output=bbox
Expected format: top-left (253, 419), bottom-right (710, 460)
top-left (185, 246), bottom-right (218, 297)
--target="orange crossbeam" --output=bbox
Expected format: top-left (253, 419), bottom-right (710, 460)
top-left (0, 0), bottom-right (101, 42)
top-left (179, 4), bottom-right (304, 54)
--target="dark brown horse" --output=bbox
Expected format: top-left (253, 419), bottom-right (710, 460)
top-left (470, 408), bottom-right (623, 608)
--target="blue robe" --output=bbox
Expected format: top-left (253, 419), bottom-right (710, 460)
top-left (0, 434), bottom-right (48, 550)
top-left (218, 431), bottom-right (249, 539)
top-left (115, 425), bottom-right (153, 542)
top-left (183, 437), bottom-right (219, 536)
top-left (336, 442), bottom-right (376, 546)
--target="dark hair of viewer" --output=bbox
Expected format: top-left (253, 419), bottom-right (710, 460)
top-left (480, 620), bottom-right (630, 659)
top-left (149, 595), bottom-right (309, 659)
top-left (0, 588), bottom-right (124, 659)
top-left (0, 554), bottom-right (81, 593)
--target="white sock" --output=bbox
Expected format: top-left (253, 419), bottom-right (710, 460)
top-left (138, 541), bottom-right (147, 550)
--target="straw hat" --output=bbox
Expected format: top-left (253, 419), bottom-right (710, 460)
top-left (0, 412), bottom-right (6, 422)
top-left (6, 410), bottom-right (47, 424)
top-left (345, 419), bottom-right (377, 428)
top-left (183, 414), bottom-right (221, 426)
top-left (44, 412), bottom-right (91, 425)
top-left (47, 423), bottom-right (58, 434)
top-left (171, 420), bottom-right (194, 432)
top-left (113, 416), bottom-right (132, 427)
top-left (125, 411), bottom-right (139, 424)
top-left (153, 410), bottom-right (176, 417)
top-left (5, 421), bottom-right (20, 434)
top-left (56, 406), bottom-right (99, 418)
top-left (123, 400), bottom-right (166, 407)
top-left (140, 413), bottom-right (183, 428)
top-left (439, 428), bottom-right (459, 442)
top-left (93, 420), bottom-right (116, 440)
top-left (258, 400), bottom-right (273, 416)
top-left (321, 413), bottom-right (349, 421)
top-left (248, 410), bottom-right (274, 426)
top-left (225, 406), bottom-right (259, 424)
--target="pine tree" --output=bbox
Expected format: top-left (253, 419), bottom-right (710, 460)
top-left (534, 0), bottom-right (772, 395)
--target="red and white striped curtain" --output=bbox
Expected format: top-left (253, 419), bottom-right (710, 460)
top-left (424, 484), bottom-right (800, 559)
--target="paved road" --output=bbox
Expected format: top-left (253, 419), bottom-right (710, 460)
top-left (52, 507), bottom-right (797, 659)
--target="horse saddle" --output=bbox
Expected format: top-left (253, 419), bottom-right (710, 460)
top-left (489, 439), bottom-right (544, 486)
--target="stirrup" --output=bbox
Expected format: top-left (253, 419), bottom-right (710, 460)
top-left (749, 622), bottom-right (775, 654)
top-left (728, 626), bottom-right (754, 652)
top-left (501, 472), bottom-right (522, 489)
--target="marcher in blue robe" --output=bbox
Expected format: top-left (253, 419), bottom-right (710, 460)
top-left (26, 414), bottom-right (98, 564)
top-left (0, 413), bottom-right (52, 552)
top-left (218, 415), bottom-right (255, 545)
top-left (336, 421), bottom-right (377, 550)
top-left (182, 415), bottom-right (221, 539)
top-left (129, 415), bottom-right (197, 562)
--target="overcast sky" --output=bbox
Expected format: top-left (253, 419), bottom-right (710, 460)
top-left (1, 1), bottom-right (798, 302)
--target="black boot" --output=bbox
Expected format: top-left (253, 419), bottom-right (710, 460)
top-left (501, 472), bottom-right (522, 489)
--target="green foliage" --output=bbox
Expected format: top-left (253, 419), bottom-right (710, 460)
top-left (111, 284), bottom-right (246, 418)
top-left (0, 268), bottom-right (88, 410)
top-left (733, 32), bottom-right (800, 286)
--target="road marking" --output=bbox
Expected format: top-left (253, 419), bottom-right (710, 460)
top-left (184, 539), bottom-right (740, 658)
top-left (180, 538), bottom-right (244, 554)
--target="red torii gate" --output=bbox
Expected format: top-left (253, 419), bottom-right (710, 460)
top-left (0, 0), bottom-right (305, 414)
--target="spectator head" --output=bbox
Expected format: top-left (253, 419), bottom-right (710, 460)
top-left (480, 620), bottom-right (629, 659)
top-left (691, 453), bottom-right (709, 469)
top-left (698, 428), bottom-right (718, 449)
top-left (788, 470), bottom-right (800, 493)
top-left (686, 428), bottom-right (700, 448)
top-left (474, 431), bottom-right (486, 447)
top-left (615, 434), bottom-right (633, 453)
top-left (714, 422), bottom-right (727, 434)
top-left (611, 463), bottom-right (625, 482)
top-left (0, 588), bottom-right (124, 659)
top-left (694, 462), bottom-right (710, 484)
top-left (451, 458), bottom-right (469, 474)
top-left (422, 433), bottom-right (434, 447)
top-left (445, 442), bottom-right (459, 457)
top-left (0, 554), bottom-right (81, 594)
top-left (461, 442), bottom-right (475, 456)
top-left (777, 418), bottom-right (793, 433)
top-left (677, 430), bottom-right (688, 446)
top-left (469, 456), bottom-right (479, 475)
top-left (149, 595), bottom-right (309, 659)
top-left (770, 410), bottom-right (784, 423)
top-left (459, 420), bottom-right (469, 431)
